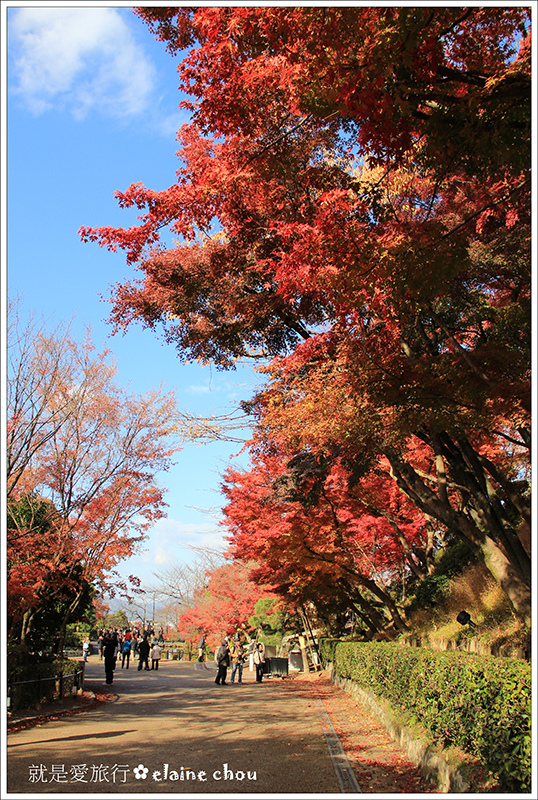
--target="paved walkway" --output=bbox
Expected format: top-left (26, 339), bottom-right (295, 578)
top-left (7, 658), bottom-right (343, 795)
top-left (6, 657), bottom-right (433, 795)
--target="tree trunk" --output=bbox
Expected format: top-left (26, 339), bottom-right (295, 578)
top-left (386, 448), bottom-right (531, 623)
top-left (365, 502), bottom-right (429, 581)
top-left (57, 587), bottom-right (87, 655)
top-left (349, 589), bottom-right (385, 634)
top-left (355, 573), bottom-right (409, 632)
top-left (351, 605), bottom-right (381, 638)
top-left (20, 608), bottom-right (35, 648)
top-left (481, 535), bottom-right (531, 626)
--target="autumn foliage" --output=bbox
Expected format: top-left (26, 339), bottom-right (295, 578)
top-left (176, 561), bottom-right (277, 649)
top-left (7, 311), bottom-right (180, 651)
top-left (81, 7), bottom-right (531, 629)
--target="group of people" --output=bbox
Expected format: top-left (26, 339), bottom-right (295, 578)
top-left (214, 633), bottom-right (266, 685)
top-left (99, 629), bottom-right (163, 685)
top-left (97, 626), bottom-right (164, 660)
top-left (95, 626), bottom-right (267, 686)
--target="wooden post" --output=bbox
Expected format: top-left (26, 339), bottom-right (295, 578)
top-left (298, 635), bottom-right (309, 672)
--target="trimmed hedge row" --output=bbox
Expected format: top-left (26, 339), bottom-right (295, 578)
top-left (319, 639), bottom-right (531, 792)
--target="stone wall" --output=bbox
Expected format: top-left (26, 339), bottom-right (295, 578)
top-left (402, 636), bottom-right (528, 660)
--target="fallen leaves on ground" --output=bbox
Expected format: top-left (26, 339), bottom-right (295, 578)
top-left (282, 672), bottom-right (437, 794)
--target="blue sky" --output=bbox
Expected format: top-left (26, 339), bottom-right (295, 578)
top-left (3, 3), bottom-right (260, 594)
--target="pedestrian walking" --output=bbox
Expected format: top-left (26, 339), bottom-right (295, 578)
top-left (121, 638), bottom-right (132, 669)
top-left (230, 641), bottom-right (246, 684)
top-left (103, 632), bottom-right (118, 685)
top-left (138, 635), bottom-right (151, 671)
top-left (214, 639), bottom-right (230, 685)
top-left (198, 633), bottom-right (206, 662)
top-left (253, 641), bottom-right (265, 683)
top-left (82, 638), bottom-right (90, 662)
top-left (150, 641), bottom-right (162, 670)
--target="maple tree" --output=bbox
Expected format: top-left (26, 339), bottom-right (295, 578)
top-left (80, 7), bottom-right (531, 623)
top-left (135, 6), bottom-right (529, 175)
top-left (246, 306), bottom-right (530, 619)
top-left (223, 444), bottom-right (439, 635)
top-left (7, 312), bottom-right (181, 651)
top-left (7, 494), bottom-right (79, 650)
top-left (176, 560), bottom-right (277, 649)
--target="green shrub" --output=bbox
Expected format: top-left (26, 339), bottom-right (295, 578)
top-left (65, 622), bottom-right (93, 648)
top-left (8, 657), bottom-right (82, 711)
top-left (320, 639), bottom-right (531, 793)
top-left (248, 597), bottom-right (288, 645)
top-left (318, 637), bottom-right (339, 665)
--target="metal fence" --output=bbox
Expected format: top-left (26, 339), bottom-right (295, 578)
top-left (8, 666), bottom-right (85, 712)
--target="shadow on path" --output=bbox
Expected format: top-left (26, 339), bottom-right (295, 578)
top-left (6, 660), bottom-right (341, 794)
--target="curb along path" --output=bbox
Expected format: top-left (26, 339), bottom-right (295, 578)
top-left (6, 659), bottom-right (433, 795)
top-left (309, 684), bottom-right (362, 793)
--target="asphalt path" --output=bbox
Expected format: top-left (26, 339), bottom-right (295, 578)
top-left (7, 657), bottom-right (345, 795)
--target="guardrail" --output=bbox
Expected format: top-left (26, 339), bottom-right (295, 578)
top-left (7, 665), bottom-right (85, 712)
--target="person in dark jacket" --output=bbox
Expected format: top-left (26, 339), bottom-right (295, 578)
top-left (214, 640), bottom-right (230, 685)
top-left (138, 635), bottom-right (151, 671)
top-left (103, 632), bottom-right (118, 685)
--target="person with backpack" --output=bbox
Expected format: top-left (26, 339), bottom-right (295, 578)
top-left (121, 637), bottom-right (132, 669)
top-left (214, 639), bottom-right (230, 685)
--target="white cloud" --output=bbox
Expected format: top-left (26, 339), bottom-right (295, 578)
top-left (114, 516), bottom-right (228, 588)
top-left (156, 110), bottom-right (192, 139)
top-left (154, 518), bottom-right (226, 553)
top-left (9, 7), bottom-right (156, 119)
top-left (186, 384), bottom-right (214, 395)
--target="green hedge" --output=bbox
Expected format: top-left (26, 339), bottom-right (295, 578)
top-left (319, 639), bottom-right (531, 793)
